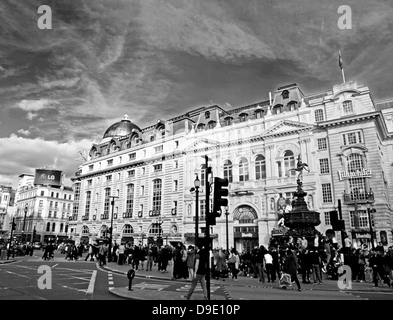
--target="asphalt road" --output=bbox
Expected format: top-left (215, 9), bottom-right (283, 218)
top-left (1, 253), bottom-right (392, 301)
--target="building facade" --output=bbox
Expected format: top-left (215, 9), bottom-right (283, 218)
top-left (72, 81), bottom-right (393, 252)
top-left (14, 172), bottom-right (74, 244)
top-left (0, 185), bottom-right (15, 242)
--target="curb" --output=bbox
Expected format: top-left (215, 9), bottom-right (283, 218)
top-left (0, 259), bottom-right (16, 264)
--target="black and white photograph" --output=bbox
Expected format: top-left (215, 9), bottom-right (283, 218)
top-left (0, 0), bottom-right (393, 308)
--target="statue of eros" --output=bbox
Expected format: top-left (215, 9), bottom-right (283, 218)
top-left (288, 154), bottom-right (309, 179)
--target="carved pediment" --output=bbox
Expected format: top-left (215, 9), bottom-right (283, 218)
top-left (184, 138), bottom-right (219, 152)
top-left (263, 120), bottom-right (312, 137)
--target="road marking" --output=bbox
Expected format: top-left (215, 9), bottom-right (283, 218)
top-left (131, 282), bottom-right (170, 290)
top-left (86, 270), bottom-right (97, 295)
top-left (52, 264), bottom-right (58, 269)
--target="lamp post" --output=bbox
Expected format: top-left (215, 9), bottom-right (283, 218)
top-left (22, 204), bottom-right (28, 243)
top-left (366, 200), bottom-right (375, 250)
top-left (190, 174), bottom-right (201, 247)
top-left (108, 195), bottom-right (119, 262)
top-left (225, 206), bottom-right (229, 254)
top-left (157, 215), bottom-right (163, 248)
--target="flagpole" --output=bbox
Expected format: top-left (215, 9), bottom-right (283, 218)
top-left (339, 50), bottom-right (346, 83)
top-left (341, 68), bottom-right (346, 83)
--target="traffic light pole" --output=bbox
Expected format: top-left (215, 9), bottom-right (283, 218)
top-left (204, 155), bottom-right (211, 301)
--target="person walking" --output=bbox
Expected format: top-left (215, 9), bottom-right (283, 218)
top-left (255, 245), bottom-right (266, 283)
top-left (181, 244), bottom-right (208, 300)
top-left (186, 245), bottom-right (196, 281)
top-left (309, 246), bottom-right (323, 284)
top-left (146, 244), bottom-right (154, 271)
top-left (283, 249), bottom-right (302, 291)
top-left (228, 248), bottom-right (240, 281)
top-left (264, 250), bottom-right (274, 282)
top-left (85, 244), bottom-right (95, 261)
top-left (117, 242), bottom-right (125, 265)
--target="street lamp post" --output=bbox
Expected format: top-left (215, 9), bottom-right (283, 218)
top-left (225, 206), bottom-right (229, 254)
top-left (22, 204), bottom-right (28, 243)
top-left (157, 215), bottom-right (163, 248)
top-left (366, 200), bottom-right (375, 249)
top-left (108, 195), bottom-right (119, 262)
top-left (190, 174), bottom-right (201, 248)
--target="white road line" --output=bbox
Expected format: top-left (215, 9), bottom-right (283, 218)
top-left (52, 264), bottom-right (58, 269)
top-left (2, 270), bottom-right (31, 279)
top-left (86, 270), bottom-right (97, 295)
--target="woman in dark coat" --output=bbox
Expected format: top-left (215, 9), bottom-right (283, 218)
top-left (283, 249), bottom-right (301, 291)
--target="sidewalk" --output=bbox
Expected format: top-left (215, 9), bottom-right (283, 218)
top-left (101, 261), bottom-right (393, 300)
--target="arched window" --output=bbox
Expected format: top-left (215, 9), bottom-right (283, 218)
top-left (150, 134), bottom-right (155, 142)
top-left (272, 105), bottom-right (282, 115)
top-left (287, 101), bottom-right (297, 111)
top-left (255, 110), bottom-right (264, 119)
top-left (65, 224), bottom-right (68, 233)
top-left (207, 121), bottom-right (216, 129)
top-left (343, 100), bottom-right (353, 114)
top-left (346, 154), bottom-right (367, 200)
top-left (46, 222), bottom-right (50, 232)
top-left (60, 223), bottom-right (64, 232)
top-left (282, 90), bottom-right (289, 99)
top-left (159, 126), bottom-right (165, 139)
top-left (149, 223), bottom-right (162, 236)
top-left (197, 123), bottom-right (205, 132)
top-left (223, 160), bottom-right (233, 183)
top-left (52, 223), bottom-right (56, 232)
top-left (284, 150), bottom-right (296, 176)
top-left (314, 109), bottom-right (324, 122)
top-left (224, 117), bottom-right (233, 126)
top-left (123, 224), bottom-right (133, 234)
top-left (131, 134), bottom-right (140, 146)
top-left (82, 226), bottom-right (89, 234)
top-left (239, 158), bottom-right (249, 182)
top-left (152, 179), bottom-right (162, 213)
top-left (239, 113), bottom-right (248, 122)
top-left (255, 155), bottom-right (266, 180)
top-left (205, 111), bottom-right (210, 119)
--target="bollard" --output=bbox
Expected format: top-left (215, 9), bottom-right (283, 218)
top-left (127, 268), bottom-right (135, 291)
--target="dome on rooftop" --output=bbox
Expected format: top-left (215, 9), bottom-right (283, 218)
top-left (102, 115), bottom-right (141, 140)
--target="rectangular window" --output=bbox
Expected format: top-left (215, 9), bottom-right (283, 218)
top-left (174, 180), bottom-right (178, 191)
top-left (117, 173), bottom-right (121, 180)
top-left (152, 179), bottom-right (162, 213)
top-left (87, 179), bottom-right (92, 186)
top-left (322, 183), bottom-right (333, 203)
top-left (154, 145), bottom-right (163, 154)
top-left (128, 170), bottom-right (135, 178)
top-left (154, 164), bottom-right (162, 172)
top-left (348, 178), bottom-right (367, 201)
top-left (319, 158), bottom-right (330, 174)
top-left (106, 175), bottom-right (112, 182)
top-left (129, 153), bottom-right (136, 161)
top-left (126, 184), bottom-right (134, 217)
top-left (200, 199), bottom-right (206, 216)
top-left (343, 100), bottom-right (353, 114)
top-left (343, 131), bottom-right (362, 146)
top-left (175, 141), bottom-right (179, 148)
top-left (85, 191), bottom-right (91, 217)
top-left (103, 188), bottom-right (111, 216)
top-left (349, 210), bottom-right (369, 228)
top-left (51, 192), bottom-right (54, 197)
top-left (107, 159), bottom-right (113, 167)
top-left (324, 212), bottom-right (331, 225)
top-left (174, 160), bottom-right (179, 169)
top-left (141, 186), bottom-right (144, 196)
top-left (41, 191), bottom-right (45, 196)
top-left (39, 200), bottom-right (43, 207)
top-left (314, 109), bottom-right (324, 122)
top-left (88, 165), bottom-right (94, 171)
top-left (317, 138), bottom-right (327, 150)
top-left (74, 183), bottom-right (81, 201)
top-left (277, 162), bottom-right (282, 178)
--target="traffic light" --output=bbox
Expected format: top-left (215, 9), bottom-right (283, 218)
top-left (32, 227), bottom-right (36, 239)
top-left (211, 177), bottom-right (229, 226)
top-left (12, 222), bottom-right (16, 230)
top-left (330, 210), bottom-right (345, 231)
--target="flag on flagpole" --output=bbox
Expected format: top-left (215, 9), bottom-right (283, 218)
top-left (339, 51), bottom-right (343, 70)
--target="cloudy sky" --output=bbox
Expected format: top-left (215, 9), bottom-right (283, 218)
top-left (1, 0), bottom-right (392, 188)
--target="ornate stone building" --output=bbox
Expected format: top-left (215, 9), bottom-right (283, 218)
top-left (71, 81), bottom-right (393, 251)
